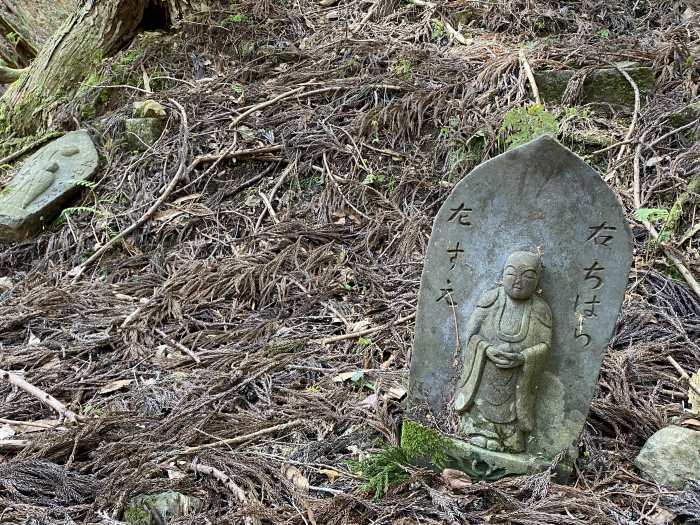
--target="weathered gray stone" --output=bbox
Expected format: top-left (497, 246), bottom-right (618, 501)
top-left (125, 118), bottom-right (166, 151)
top-left (405, 135), bottom-right (632, 479)
top-left (124, 491), bottom-right (202, 524)
top-left (0, 131), bottom-right (99, 241)
top-left (534, 62), bottom-right (655, 112)
top-left (635, 426), bottom-right (700, 489)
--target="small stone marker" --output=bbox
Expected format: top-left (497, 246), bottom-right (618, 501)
top-left (405, 135), bottom-right (632, 479)
top-left (126, 99), bottom-right (167, 151)
top-left (0, 131), bottom-right (99, 241)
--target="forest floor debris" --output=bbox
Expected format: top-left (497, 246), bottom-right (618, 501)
top-left (1, 0), bottom-right (699, 523)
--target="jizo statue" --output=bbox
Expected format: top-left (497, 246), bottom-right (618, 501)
top-left (454, 251), bottom-right (552, 453)
top-left (405, 136), bottom-right (632, 479)
top-left (0, 131), bottom-right (98, 240)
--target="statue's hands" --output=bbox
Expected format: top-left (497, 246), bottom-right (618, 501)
top-left (486, 344), bottom-right (512, 367)
top-left (502, 350), bottom-right (524, 368)
top-left (488, 344), bottom-right (524, 368)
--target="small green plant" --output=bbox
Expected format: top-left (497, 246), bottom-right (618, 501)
top-left (54, 206), bottom-right (105, 226)
top-left (635, 207), bottom-right (673, 242)
top-left (118, 49), bottom-right (141, 67)
top-left (431, 19), bottom-right (445, 41)
top-left (682, 55), bottom-right (695, 73)
top-left (223, 13), bottom-right (247, 26)
top-left (78, 72), bottom-right (104, 96)
top-left (635, 207), bottom-right (670, 223)
top-left (299, 174), bottom-right (322, 190)
top-left (123, 505), bottom-right (150, 524)
top-left (392, 58), bottom-right (412, 81)
top-left (231, 83), bottom-right (245, 96)
top-left (349, 420), bottom-right (450, 499)
top-left (6, 32), bottom-right (20, 47)
top-left (81, 403), bottom-right (103, 417)
top-left (499, 104), bottom-right (559, 150)
top-left (597, 28), bottom-right (610, 39)
top-left (400, 420), bottom-right (449, 470)
top-left (348, 447), bottom-right (410, 500)
top-left (223, 1), bottom-right (247, 26)
top-left (362, 172), bottom-right (386, 186)
top-left (73, 178), bottom-right (98, 190)
top-left (357, 336), bottom-right (373, 347)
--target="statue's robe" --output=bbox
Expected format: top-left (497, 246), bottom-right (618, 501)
top-left (454, 287), bottom-right (552, 441)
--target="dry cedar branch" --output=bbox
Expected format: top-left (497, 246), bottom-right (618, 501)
top-left (0, 369), bottom-right (81, 424)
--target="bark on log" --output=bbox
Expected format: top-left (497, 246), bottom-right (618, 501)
top-left (0, 0), bottom-right (76, 67)
top-left (0, 0), bottom-right (199, 135)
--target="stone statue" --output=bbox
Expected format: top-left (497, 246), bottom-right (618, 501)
top-left (0, 131), bottom-right (98, 240)
top-left (453, 251), bottom-right (552, 453)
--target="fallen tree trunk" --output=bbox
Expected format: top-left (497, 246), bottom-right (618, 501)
top-left (0, 0), bottom-right (200, 135)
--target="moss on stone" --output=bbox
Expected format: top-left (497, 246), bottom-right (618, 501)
top-left (123, 506), bottom-right (150, 524)
top-left (400, 419), bottom-right (449, 470)
top-left (534, 64), bottom-right (655, 111)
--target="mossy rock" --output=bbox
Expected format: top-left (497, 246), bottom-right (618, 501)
top-left (125, 117), bottom-right (165, 151)
top-left (534, 63), bottom-right (655, 113)
top-left (124, 491), bottom-right (202, 524)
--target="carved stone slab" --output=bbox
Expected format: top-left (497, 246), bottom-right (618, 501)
top-left (0, 131), bottom-right (98, 240)
top-left (406, 135), bottom-right (632, 478)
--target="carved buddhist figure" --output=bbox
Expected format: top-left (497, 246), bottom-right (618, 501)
top-left (454, 251), bottom-right (552, 453)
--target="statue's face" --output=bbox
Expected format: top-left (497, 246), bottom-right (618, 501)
top-left (503, 251), bottom-right (541, 300)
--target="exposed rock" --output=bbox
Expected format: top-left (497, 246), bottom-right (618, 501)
top-left (635, 426), bottom-right (700, 489)
top-left (534, 62), bottom-right (655, 112)
top-left (124, 491), bottom-right (202, 524)
top-left (125, 118), bottom-right (166, 151)
top-left (0, 131), bottom-right (99, 241)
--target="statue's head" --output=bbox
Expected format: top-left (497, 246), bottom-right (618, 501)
top-left (503, 251), bottom-right (542, 300)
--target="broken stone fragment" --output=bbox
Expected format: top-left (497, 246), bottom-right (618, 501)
top-left (635, 426), bottom-right (700, 489)
top-left (123, 491), bottom-right (202, 524)
top-left (0, 131), bottom-right (99, 241)
top-left (125, 118), bottom-right (166, 151)
top-left (133, 99), bottom-right (167, 119)
top-left (534, 62), bottom-right (655, 112)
